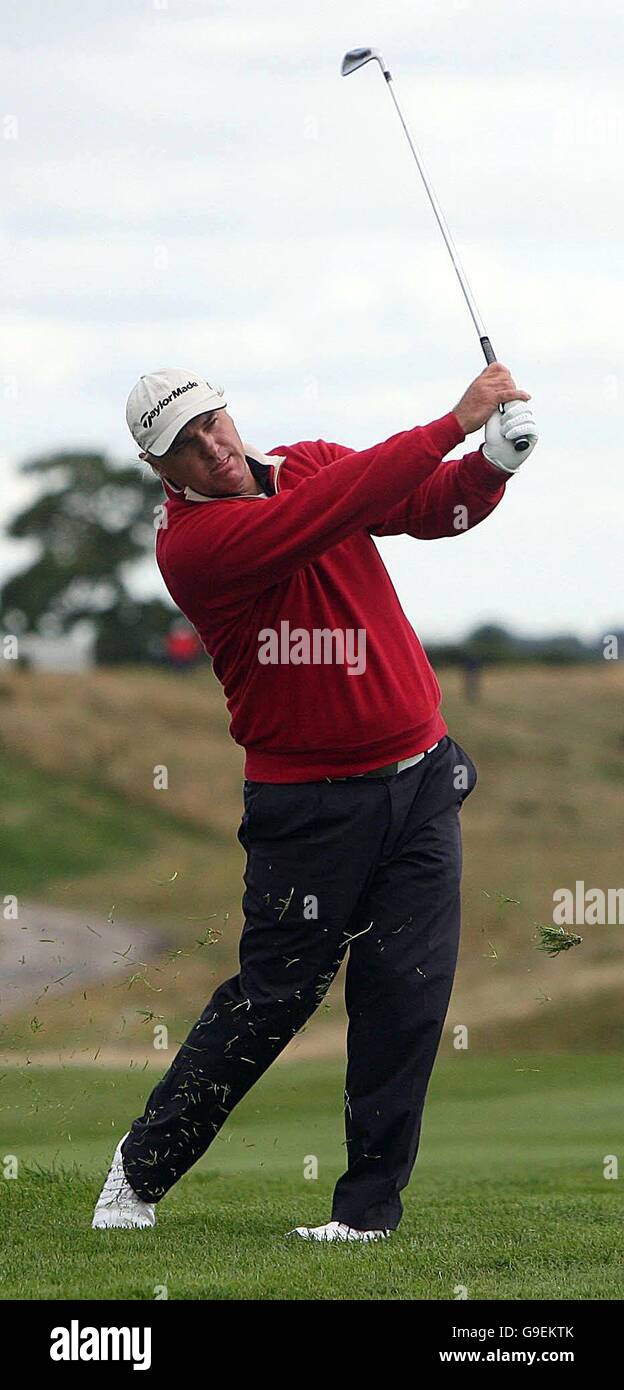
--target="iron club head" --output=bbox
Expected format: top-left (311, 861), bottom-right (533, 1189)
top-left (341, 47), bottom-right (390, 79)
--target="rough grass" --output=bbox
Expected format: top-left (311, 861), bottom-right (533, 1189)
top-left (1, 663), bottom-right (623, 1055)
top-left (1, 1055), bottom-right (622, 1301)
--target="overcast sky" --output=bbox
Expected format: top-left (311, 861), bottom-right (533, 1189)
top-left (2, 0), bottom-right (622, 642)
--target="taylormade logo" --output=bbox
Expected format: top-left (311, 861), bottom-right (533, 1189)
top-left (140, 379), bottom-right (198, 430)
top-left (50, 1321), bottom-right (151, 1371)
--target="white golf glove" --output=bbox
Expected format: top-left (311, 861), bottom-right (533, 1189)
top-left (482, 400), bottom-right (538, 474)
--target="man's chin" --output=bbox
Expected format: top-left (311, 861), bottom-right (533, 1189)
top-left (204, 459), bottom-right (245, 493)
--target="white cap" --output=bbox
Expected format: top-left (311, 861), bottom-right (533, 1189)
top-left (126, 368), bottom-right (227, 457)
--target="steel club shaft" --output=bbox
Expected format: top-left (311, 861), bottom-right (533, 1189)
top-left (341, 47), bottom-right (530, 451)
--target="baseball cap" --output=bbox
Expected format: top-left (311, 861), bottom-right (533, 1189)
top-left (126, 368), bottom-right (227, 457)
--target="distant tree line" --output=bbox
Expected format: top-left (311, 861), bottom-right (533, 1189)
top-left (427, 624), bottom-right (621, 666)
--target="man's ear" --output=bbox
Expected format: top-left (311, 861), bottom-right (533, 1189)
top-left (139, 451), bottom-right (160, 475)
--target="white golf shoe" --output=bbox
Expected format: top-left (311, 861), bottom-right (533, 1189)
top-left (92, 1133), bottom-right (156, 1230)
top-left (287, 1220), bottom-right (391, 1243)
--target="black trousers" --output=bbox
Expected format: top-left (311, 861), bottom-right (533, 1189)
top-left (122, 734), bottom-right (477, 1231)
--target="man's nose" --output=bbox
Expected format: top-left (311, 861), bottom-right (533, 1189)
top-left (197, 435), bottom-right (220, 460)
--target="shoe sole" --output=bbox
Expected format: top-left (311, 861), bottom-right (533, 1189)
top-left (286, 1228), bottom-right (391, 1242)
top-left (92, 1211), bottom-right (155, 1230)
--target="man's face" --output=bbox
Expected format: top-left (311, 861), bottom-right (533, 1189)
top-left (142, 408), bottom-right (260, 496)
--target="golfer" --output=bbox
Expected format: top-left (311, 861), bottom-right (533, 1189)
top-left (93, 365), bottom-right (537, 1240)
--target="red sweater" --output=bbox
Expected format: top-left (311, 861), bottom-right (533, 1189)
top-left (155, 412), bottom-right (507, 780)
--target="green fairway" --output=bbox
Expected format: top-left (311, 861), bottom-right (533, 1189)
top-left (1, 1054), bottom-right (622, 1300)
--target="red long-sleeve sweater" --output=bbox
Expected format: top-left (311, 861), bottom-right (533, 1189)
top-left (155, 412), bottom-right (507, 780)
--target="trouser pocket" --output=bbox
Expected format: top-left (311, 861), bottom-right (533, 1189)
top-left (448, 737), bottom-right (478, 805)
top-left (241, 779), bottom-right (325, 844)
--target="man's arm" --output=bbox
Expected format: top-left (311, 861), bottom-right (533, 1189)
top-left (160, 412), bottom-right (463, 601)
top-left (159, 363), bottom-right (528, 601)
top-left (363, 361), bottom-right (534, 538)
top-left (368, 444), bottom-right (508, 539)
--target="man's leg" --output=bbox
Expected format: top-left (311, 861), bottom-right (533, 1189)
top-left (331, 737), bottom-right (477, 1232)
top-left (121, 777), bottom-right (387, 1203)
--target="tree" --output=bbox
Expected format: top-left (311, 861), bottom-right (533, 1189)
top-left (0, 450), bottom-right (176, 663)
top-left (465, 623), bottom-right (520, 663)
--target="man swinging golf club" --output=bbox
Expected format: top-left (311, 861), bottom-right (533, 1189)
top-left (92, 361), bottom-right (538, 1240)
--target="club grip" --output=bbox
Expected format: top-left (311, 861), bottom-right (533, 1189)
top-left (480, 335), bottom-right (496, 365)
top-left (480, 336), bottom-right (530, 452)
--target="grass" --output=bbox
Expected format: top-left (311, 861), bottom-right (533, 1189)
top-left (1, 1055), bottom-right (623, 1300)
top-left (0, 748), bottom-right (170, 895)
top-left (2, 663), bottom-right (624, 1057)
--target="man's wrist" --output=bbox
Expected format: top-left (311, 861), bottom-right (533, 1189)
top-left (480, 443), bottom-right (515, 476)
top-left (424, 411), bottom-right (467, 457)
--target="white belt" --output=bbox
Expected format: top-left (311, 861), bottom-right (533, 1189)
top-left (396, 741), bottom-right (439, 772)
top-left (351, 741), bottom-right (440, 778)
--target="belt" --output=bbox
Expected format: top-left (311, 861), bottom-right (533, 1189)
top-left (325, 742), bottom-right (440, 782)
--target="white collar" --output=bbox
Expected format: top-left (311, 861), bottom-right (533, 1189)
top-left (165, 442), bottom-right (286, 503)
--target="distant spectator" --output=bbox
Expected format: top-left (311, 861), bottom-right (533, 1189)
top-left (165, 620), bottom-right (203, 671)
top-left (462, 652), bottom-right (484, 703)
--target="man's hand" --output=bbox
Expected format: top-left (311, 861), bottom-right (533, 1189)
top-left (482, 400), bottom-right (538, 473)
top-left (452, 363), bottom-right (531, 435)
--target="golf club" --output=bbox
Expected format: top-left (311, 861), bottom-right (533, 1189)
top-left (341, 47), bottom-right (530, 451)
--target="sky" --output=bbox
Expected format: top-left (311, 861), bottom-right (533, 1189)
top-left (1, 0), bottom-right (622, 643)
